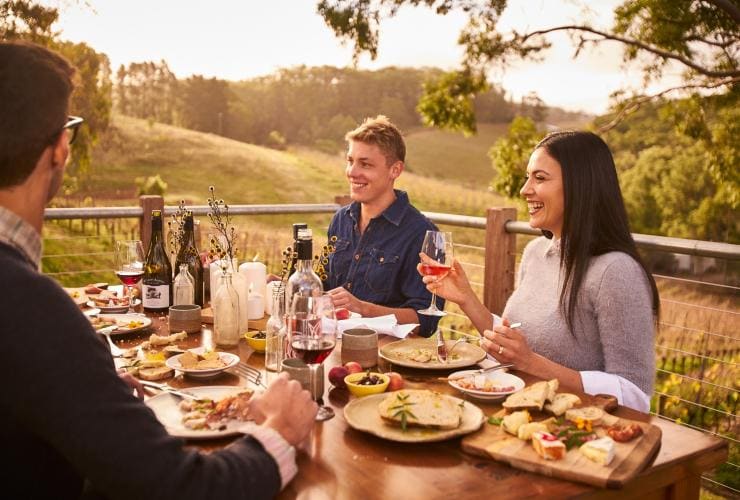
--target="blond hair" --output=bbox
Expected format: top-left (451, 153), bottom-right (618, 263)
top-left (345, 115), bottom-right (405, 165)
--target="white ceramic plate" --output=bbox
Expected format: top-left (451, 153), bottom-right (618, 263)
top-left (166, 347), bottom-right (240, 379)
top-left (86, 299), bottom-right (141, 314)
top-left (95, 313), bottom-right (152, 335)
top-left (63, 287), bottom-right (88, 306)
top-left (344, 392), bottom-right (485, 443)
top-left (379, 338), bottom-right (487, 370)
top-left (447, 370), bottom-right (525, 400)
top-left (145, 386), bottom-right (253, 439)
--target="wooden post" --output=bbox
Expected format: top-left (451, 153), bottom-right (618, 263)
top-left (335, 194), bottom-right (352, 207)
top-left (139, 195), bottom-right (164, 250)
top-left (483, 207), bottom-right (517, 316)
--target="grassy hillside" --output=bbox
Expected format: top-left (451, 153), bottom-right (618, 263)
top-left (82, 114), bottom-right (512, 216)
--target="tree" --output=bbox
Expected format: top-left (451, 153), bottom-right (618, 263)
top-left (317, 0), bottom-right (739, 133)
top-left (1, 1), bottom-right (112, 191)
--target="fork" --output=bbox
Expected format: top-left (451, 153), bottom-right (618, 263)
top-left (234, 362), bottom-right (266, 388)
top-left (99, 326), bottom-right (124, 358)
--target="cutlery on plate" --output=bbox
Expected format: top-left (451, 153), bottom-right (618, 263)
top-left (98, 325), bottom-right (124, 357)
top-left (441, 363), bottom-right (515, 381)
top-left (139, 380), bottom-right (200, 400)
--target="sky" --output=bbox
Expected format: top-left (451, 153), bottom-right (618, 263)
top-left (49, 0), bottom-right (684, 114)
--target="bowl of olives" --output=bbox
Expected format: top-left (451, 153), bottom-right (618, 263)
top-left (344, 371), bottom-right (390, 397)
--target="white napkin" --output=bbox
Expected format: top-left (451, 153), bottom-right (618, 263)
top-left (322, 314), bottom-right (417, 339)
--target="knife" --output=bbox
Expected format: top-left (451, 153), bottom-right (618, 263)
top-left (140, 380), bottom-right (200, 400)
top-left (443, 363), bottom-right (515, 381)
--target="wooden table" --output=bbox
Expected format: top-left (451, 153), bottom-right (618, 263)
top-left (119, 315), bottom-right (727, 500)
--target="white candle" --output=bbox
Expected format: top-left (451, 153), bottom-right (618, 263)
top-left (247, 292), bottom-right (264, 320)
top-left (238, 261), bottom-right (267, 300)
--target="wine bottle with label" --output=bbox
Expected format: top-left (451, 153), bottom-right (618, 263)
top-left (175, 211), bottom-right (204, 306)
top-left (288, 223), bottom-right (308, 278)
top-left (142, 210), bottom-right (172, 313)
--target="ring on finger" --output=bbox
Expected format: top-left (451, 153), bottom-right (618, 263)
top-left (498, 344), bottom-right (504, 355)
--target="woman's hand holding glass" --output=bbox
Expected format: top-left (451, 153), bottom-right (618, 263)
top-left (417, 254), bottom-right (475, 307)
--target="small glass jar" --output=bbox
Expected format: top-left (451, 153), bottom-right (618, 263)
top-left (173, 264), bottom-right (195, 305)
top-left (265, 284), bottom-right (286, 372)
top-left (213, 270), bottom-right (240, 348)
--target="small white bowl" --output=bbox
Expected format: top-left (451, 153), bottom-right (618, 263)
top-left (448, 370), bottom-right (525, 400)
top-left (166, 347), bottom-right (239, 379)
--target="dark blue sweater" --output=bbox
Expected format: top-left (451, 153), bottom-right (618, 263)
top-left (0, 243), bottom-right (281, 499)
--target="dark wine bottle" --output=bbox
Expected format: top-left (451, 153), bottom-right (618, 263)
top-left (175, 211), bottom-right (204, 306)
top-left (142, 210), bottom-right (172, 312)
top-left (288, 223), bottom-right (308, 278)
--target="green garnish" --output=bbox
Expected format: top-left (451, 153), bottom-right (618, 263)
top-left (487, 416), bottom-right (503, 425)
top-left (392, 393), bottom-right (417, 431)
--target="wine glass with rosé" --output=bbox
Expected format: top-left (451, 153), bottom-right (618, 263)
top-left (288, 292), bottom-right (337, 421)
top-left (114, 240), bottom-right (145, 313)
top-left (418, 230), bottom-right (453, 316)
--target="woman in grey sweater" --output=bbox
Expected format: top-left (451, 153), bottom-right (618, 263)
top-left (421, 131), bottom-right (659, 411)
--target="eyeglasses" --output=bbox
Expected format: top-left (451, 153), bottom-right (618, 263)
top-left (62, 115), bottom-right (84, 145)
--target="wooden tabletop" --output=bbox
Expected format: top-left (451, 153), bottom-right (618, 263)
top-left (115, 314), bottom-right (727, 500)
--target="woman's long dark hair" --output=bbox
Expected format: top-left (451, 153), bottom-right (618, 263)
top-left (535, 131), bottom-right (660, 331)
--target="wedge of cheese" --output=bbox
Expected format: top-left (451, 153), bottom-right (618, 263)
top-left (580, 437), bottom-right (615, 465)
top-left (378, 390), bottom-right (463, 430)
top-left (532, 432), bottom-right (566, 460)
top-left (502, 410), bottom-right (530, 436)
top-left (517, 421), bottom-right (550, 441)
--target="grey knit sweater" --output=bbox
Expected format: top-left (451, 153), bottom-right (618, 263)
top-left (503, 237), bottom-right (655, 395)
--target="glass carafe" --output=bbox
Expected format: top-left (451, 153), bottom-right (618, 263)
top-left (173, 264), bottom-right (195, 305)
top-left (265, 284), bottom-right (286, 372)
top-left (213, 271), bottom-right (240, 348)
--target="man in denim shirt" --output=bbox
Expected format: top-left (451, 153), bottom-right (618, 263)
top-left (325, 115), bottom-right (442, 337)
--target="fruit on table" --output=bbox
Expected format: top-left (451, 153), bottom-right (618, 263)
top-left (386, 372), bottom-right (404, 391)
top-left (344, 361), bottom-right (363, 374)
top-left (335, 307), bottom-right (351, 320)
top-left (328, 366), bottom-right (350, 389)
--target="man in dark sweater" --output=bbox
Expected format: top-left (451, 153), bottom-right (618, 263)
top-left (0, 40), bottom-right (317, 499)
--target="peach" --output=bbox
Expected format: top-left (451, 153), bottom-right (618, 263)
top-left (386, 372), bottom-right (404, 391)
top-left (344, 361), bottom-right (363, 374)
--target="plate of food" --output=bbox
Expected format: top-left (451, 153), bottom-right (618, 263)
top-left (379, 338), bottom-right (486, 370)
top-left (145, 385), bottom-right (256, 439)
top-left (165, 347), bottom-right (240, 379)
top-left (448, 370), bottom-right (525, 401)
top-left (344, 389), bottom-right (485, 443)
top-left (86, 289), bottom-right (138, 313)
top-left (63, 287), bottom-right (88, 307)
top-left (88, 313), bottom-right (152, 334)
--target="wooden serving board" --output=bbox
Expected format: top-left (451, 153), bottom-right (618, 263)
top-left (462, 412), bottom-right (661, 489)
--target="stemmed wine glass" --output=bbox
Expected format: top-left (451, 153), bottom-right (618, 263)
top-left (287, 292), bottom-right (337, 421)
top-left (114, 240), bottom-right (145, 313)
top-left (418, 230), bottom-right (454, 316)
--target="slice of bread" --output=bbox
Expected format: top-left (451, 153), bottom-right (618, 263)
top-left (138, 366), bottom-right (174, 381)
top-left (545, 393), bottom-right (582, 416)
top-left (532, 432), bottom-right (566, 460)
top-left (503, 381), bottom-right (549, 411)
top-left (378, 390), bottom-right (462, 430)
top-left (565, 406), bottom-right (604, 425)
top-left (502, 410), bottom-right (530, 436)
top-left (546, 379), bottom-right (559, 402)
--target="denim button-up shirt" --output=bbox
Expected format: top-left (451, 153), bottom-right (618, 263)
top-left (325, 190), bottom-right (442, 337)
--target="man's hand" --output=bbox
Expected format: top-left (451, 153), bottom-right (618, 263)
top-left (118, 371), bottom-right (145, 400)
top-left (249, 373), bottom-right (318, 446)
top-left (327, 286), bottom-right (367, 316)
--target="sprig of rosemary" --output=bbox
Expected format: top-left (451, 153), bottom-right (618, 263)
top-left (389, 393), bottom-right (417, 431)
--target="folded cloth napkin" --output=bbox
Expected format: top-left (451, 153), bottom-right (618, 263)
top-left (322, 314), bottom-right (417, 339)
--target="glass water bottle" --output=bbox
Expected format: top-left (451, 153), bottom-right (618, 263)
top-left (173, 264), bottom-right (195, 305)
top-left (265, 284), bottom-right (286, 372)
top-left (213, 270), bottom-right (240, 348)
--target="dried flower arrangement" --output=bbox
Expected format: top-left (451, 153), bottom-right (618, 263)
top-left (167, 199), bottom-right (188, 260)
top-left (313, 235), bottom-right (337, 281)
top-left (206, 186), bottom-right (237, 268)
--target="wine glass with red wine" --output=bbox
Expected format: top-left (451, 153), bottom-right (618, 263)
top-left (418, 230), bottom-right (454, 316)
top-left (114, 240), bottom-right (145, 313)
top-left (288, 292), bottom-right (336, 421)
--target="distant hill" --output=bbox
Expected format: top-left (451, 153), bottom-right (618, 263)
top-left (80, 114), bottom-right (512, 218)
